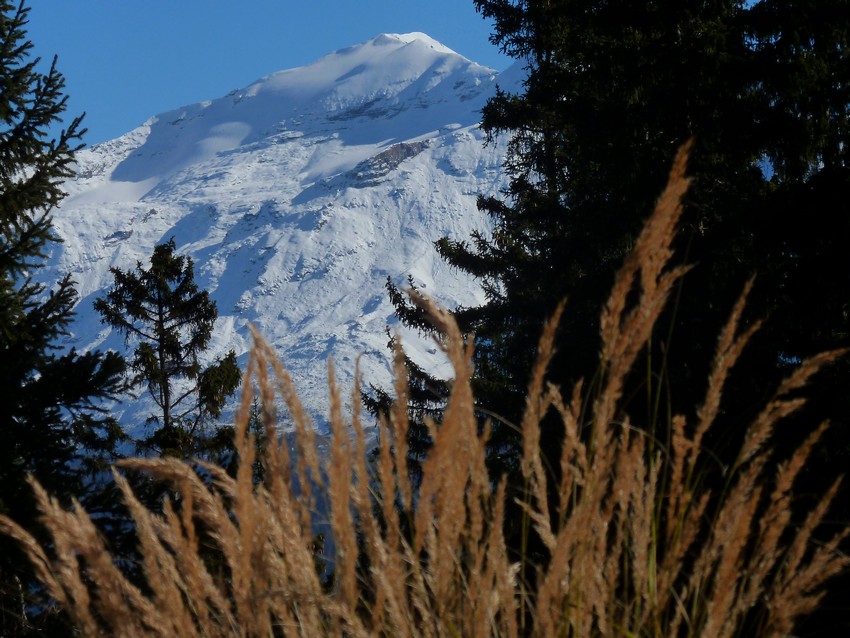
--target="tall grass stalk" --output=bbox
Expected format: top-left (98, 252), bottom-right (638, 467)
top-left (1, 144), bottom-right (847, 636)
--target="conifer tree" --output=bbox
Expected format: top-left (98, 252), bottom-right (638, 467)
top-left (95, 239), bottom-right (241, 457)
top-left (383, 4), bottom-right (850, 628)
top-left (0, 1), bottom-right (126, 632)
top-left (387, 0), bottom-right (850, 498)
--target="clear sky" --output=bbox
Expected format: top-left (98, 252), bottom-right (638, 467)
top-left (25, 1), bottom-right (512, 146)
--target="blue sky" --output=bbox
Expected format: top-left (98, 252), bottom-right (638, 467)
top-left (26, 1), bottom-right (511, 146)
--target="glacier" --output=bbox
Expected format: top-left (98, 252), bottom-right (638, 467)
top-left (38, 33), bottom-right (520, 436)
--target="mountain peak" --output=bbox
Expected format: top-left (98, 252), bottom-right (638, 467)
top-left (371, 32), bottom-right (459, 56)
top-left (78, 32), bottom-right (499, 189)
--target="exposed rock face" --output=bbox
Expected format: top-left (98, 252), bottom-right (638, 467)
top-left (352, 141), bottom-right (432, 187)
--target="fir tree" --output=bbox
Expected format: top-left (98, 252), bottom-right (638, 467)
top-left (0, 1), bottom-right (126, 632)
top-left (383, 3), bottom-right (850, 629)
top-left (94, 238), bottom-right (241, 458)
top-left (482, 0), bottom-right (850, 461)
top-left (383, 8), bottom-right (850, 609)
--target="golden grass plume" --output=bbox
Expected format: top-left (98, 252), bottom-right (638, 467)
top-left (1, 143), bottom-right (847, 636)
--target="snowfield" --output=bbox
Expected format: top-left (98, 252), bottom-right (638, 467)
top-left (39, 33), bottom-right (520, 436)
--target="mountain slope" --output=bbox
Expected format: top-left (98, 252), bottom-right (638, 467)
top-left (40, 33), bottom-right (515, 433)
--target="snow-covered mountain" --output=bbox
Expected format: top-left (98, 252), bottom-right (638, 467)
top-left (41, 33), bottom-right (519, 434)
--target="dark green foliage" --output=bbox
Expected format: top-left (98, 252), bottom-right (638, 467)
top-left (95, 238), bottom-right (241, 458)
top-left (0, 1), bottom-right (127, 632)
top-left (463, 0), bottom-right (850, 471)
top-left (384, 4), bottom-right (850, 599)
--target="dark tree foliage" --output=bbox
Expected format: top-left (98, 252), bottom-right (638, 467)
top-left (0, 1), bottom-right (127, 633)
top-left (385, 2), bottom-right (850, 609)
top-left (461, 0), bottom-right (850, 485)
top-left (95, 238), bottom-right (241, 458)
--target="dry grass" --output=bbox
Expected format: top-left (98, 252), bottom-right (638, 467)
top-left (1, 143), bottom-right (847, 636)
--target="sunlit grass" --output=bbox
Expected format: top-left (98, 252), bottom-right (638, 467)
top-left (1, 144), bottom-right (846, 637)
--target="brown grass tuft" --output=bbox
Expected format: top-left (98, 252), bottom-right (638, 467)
top-left (1, 143), bottom-right (846, 636)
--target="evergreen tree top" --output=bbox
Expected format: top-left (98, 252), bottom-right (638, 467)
top-left (95, 239), bottom-right (240, 456)
top-left (1, 0), bottom-right (85, 274)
